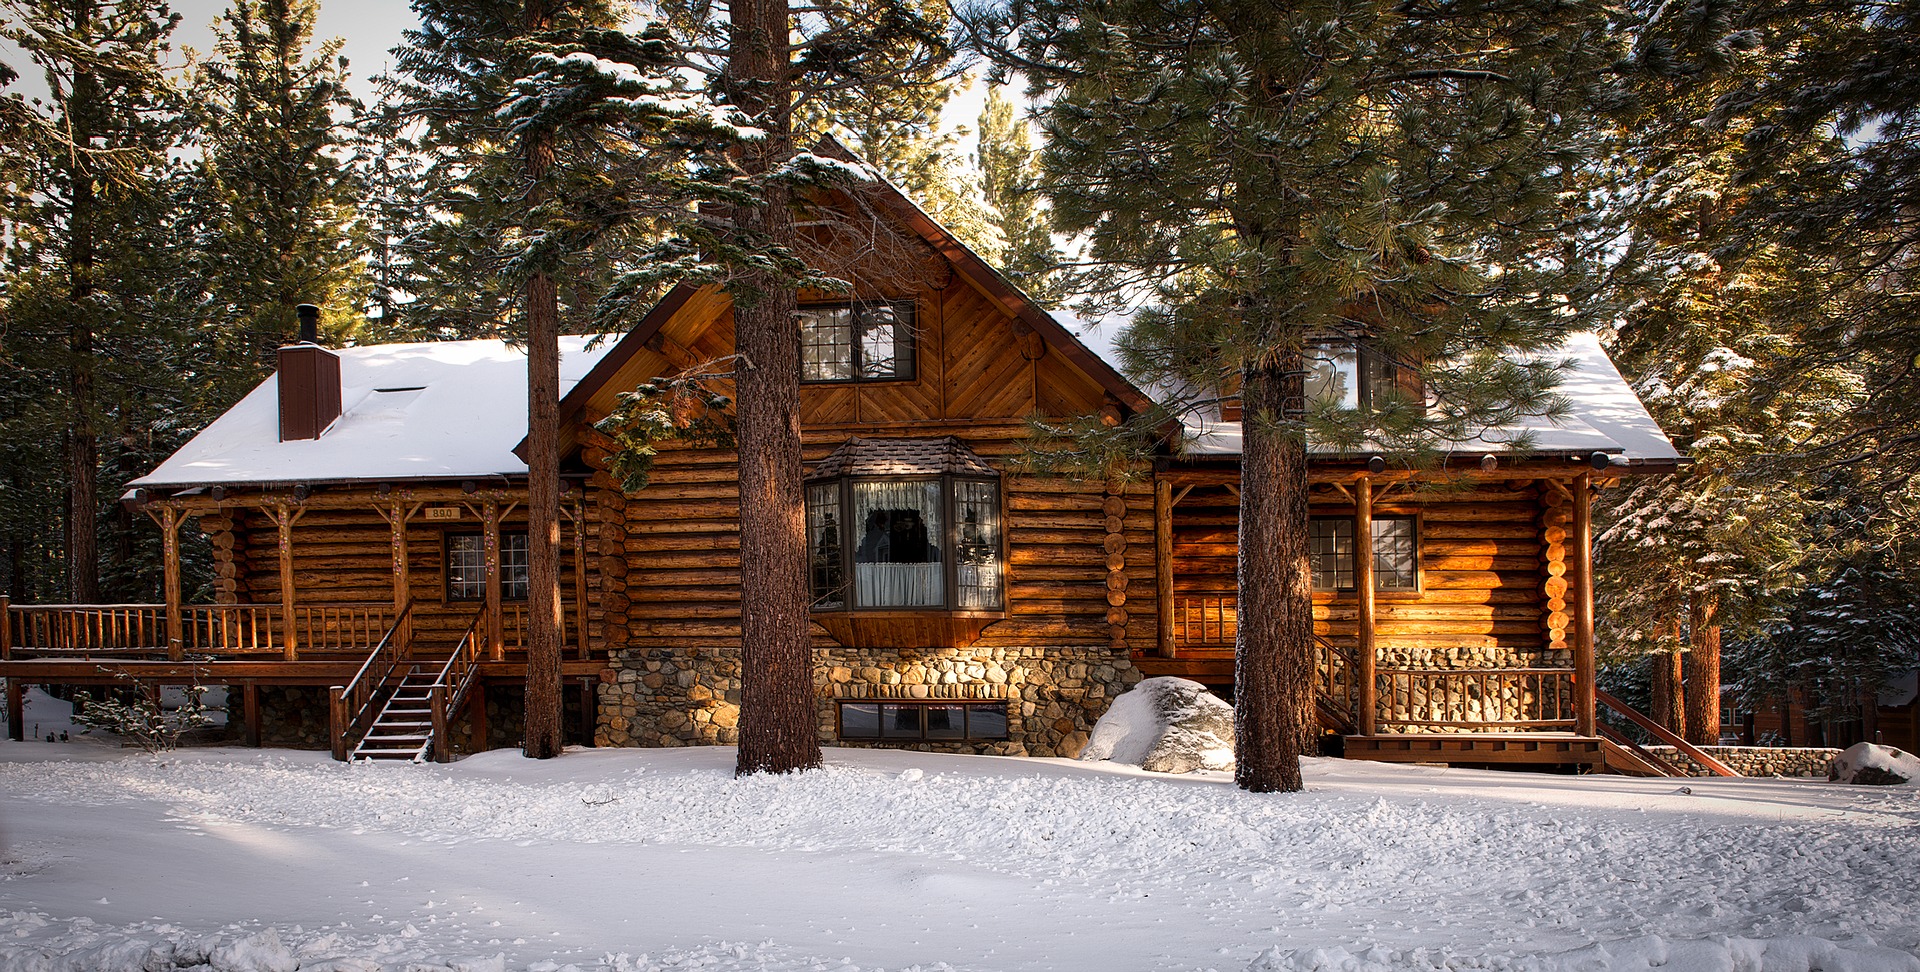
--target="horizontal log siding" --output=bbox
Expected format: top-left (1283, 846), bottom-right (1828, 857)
top-left (1168, 479), bottom-right (1553, 670)
top-left (608, 431), bottom-right (1154, 654)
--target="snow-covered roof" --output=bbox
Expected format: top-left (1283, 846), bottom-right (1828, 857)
top-left (1059, 315), bottom-right (1680, 467)
top-left (132, 337), bottom-right (616, 489)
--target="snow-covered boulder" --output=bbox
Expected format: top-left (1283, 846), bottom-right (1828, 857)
top-left (1829, 742), bottom-right (1920, 786)
top-left (1080, 677), bottom-right (1234, 774)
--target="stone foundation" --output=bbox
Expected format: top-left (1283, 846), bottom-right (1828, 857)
top-left (226, 685), bottom-right (331, 750)
top-left (597, 644), bottom-right (1140, 757)
top-left (1647, 745), bottom-right (1839, 778)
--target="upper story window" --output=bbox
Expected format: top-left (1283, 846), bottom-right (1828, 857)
top-left (1306, 340), bottom-right (1422, 411)
top-left (1309, 515), bottom-right (1418, 593)
top-left (447, 531), bottom-right (528, 601)
top-left (806, 437), bottom-right (1004, 614)
top-left (800, 300), bottom-right (916, 383)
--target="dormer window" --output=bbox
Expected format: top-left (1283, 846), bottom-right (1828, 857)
top-left (806, 437), bottom-right (1006, 648)
top-left (799, 300), bottom-right (916, 382)
top-left (1306, 340), bottom-right (1421, 411)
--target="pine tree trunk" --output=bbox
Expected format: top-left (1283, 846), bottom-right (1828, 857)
top-left (1682, 596), bottom-right (1721, 746)
top-left (65, 52), bottom-right (100, 605)
top-left (520, 0), bottom-right (564, 760)
top-left (1648, 644), bottom-right (1683, 732)
top-left (1233, 359), bottom-right (1315, 792)
top-left (728, 0), bottom-right (820, 776)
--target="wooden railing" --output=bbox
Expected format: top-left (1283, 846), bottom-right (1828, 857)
top-left (1172, 595), bottom-right (1236, 646)
top-left (1376, 667), bottom-right (1578, 731)
top-left (179, 604), bottom-right (282, 655)
top-left (1169, 594), bottom-right (1586, 733)
top-left (427, 611), bottom-right (487, 763)
top-left (292, 603), bottom-right (397, 653)
top-left (4, 600), bottom-right (398, 660)
top-left (329, 601), bottom-right (415, 761)
top-left (1596, 689), bottom-right (1740, 777)
top-left (6, 603), bottom-right (168, 656)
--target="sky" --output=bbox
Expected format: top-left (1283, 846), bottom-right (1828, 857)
top-left (0, 1), bottom-right (419, 105)
top-left (1, 1), bottom-right (990, 137)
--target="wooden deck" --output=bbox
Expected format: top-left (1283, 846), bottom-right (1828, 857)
top-left (1343, 732), bottom-right (1606, 768)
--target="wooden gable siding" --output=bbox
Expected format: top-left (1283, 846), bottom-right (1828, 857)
top-left (209, 496), bottom-right (603, 652)
top-left (584, 432), bottom-right (1156, 656)
top-left (1169, 479), bottom-right (1558, 668)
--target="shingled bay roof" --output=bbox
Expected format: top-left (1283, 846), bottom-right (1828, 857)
top-left (807, 437), bottom-right (999, 481)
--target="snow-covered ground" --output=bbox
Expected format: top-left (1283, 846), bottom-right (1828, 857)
top-left (4, 695), bottom-right (1919, 972)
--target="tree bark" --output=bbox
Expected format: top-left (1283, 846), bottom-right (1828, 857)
top-left (728, 0), bottom-right (820, 776)
top-left (1682, 595), bottom-right (1721, 746)
top-left (1649, 643), bottom-right (1683, 732)
top-left (1233, 359), bottom-right (1315, 792)
top-left (520, 0), bottom-right (564, 760)
top-left (65, 42), bottom-right (100, 605)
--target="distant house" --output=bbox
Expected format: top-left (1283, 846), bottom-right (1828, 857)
top-left (1, 145), bottom-right (1689, 772)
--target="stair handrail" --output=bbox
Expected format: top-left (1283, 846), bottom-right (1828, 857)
top-left (1595, 721), bottom-right (1685, 777)
top-left (423, 610), bottom-right (487, 763)
top-left (334, 599), bottom-right (415, 758)
top-left (1313, 632), bottom-right (1359, 732)
top-left (1595, 688), bottom-right (1740, 777)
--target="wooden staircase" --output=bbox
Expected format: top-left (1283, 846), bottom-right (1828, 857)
top-left (350, 666), bottom-right (441, 761)
top-left (331, 606), bottom-right (484, 763)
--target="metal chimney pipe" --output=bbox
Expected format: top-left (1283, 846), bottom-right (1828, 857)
top-left (296, 304), bottom-right (320, 344)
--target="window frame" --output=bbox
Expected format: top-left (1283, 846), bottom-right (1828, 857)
top-left (835, 700), bottom-right (1010, 742)
top-left (1308, 511), bottom-right (1422, 596)
top-left (807, 473), bottom-right (1007, 616)
top-left (797, 299), bottom-right (918, 384)
top-left (1305, 339), bottom-right (1424, 412)
top-left (444, 530), bottom-right (531, 603)
top-left (1309, 516), bottom-right (1356, 593)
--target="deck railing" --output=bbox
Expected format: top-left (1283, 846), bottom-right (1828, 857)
top-left (4, 600), bottom-right (399, 659)
top-left (1168, 594), bottom-right (1582, 733)
top-left (329, 601), bottom-right (415, 760)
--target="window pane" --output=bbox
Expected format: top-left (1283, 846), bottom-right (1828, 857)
top-left (852, 480), bottom-right (945, 607)
top-left (800, 307), bottom-right (854, 381)
top-left (856, 302), bottom-right (915, 380)
top-left (880, 703), bottom-right (923, 739)
top-left (1305, 342), bottom-right (1359, 410)
top-left (807, 484), bottom-right (846, 609)
top-left (1372, 517), bottom-right (1417, 591)
top-left (448, 534), bottom-right (486, 600)
top-left (501, 532), bottom-right (529, 601)
top-left (966, 703), bottom-right (1008, 740)
top-left (924, 704), bottom-right (966, 740)
top-left (954, 480), bottom-right (1002, 610)
top-left (1310, 518), bottom-right (1354, 591)
top-left (839, 702), bottom-right (880, 739)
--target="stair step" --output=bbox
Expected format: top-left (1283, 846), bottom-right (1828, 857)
top-left (365, 733), bottom-right (430, 742)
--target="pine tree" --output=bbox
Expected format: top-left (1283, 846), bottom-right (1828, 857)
top-left (1, 0), bottom-right (184, 603)
top-left (183, 0), bottom-right (367, 412)
top-left (970, 0), bottom-right (1620, 790)
top-left (794, 0), bottom-right (989, 255)
top-left (389, 0), bottom-right (744, 758)
top-left (976, 85), bottom-right (1058, 303)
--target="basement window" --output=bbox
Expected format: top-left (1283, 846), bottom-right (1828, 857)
top-left (799, 300), bottom-right (916, 382)
top-left (838, 701), bottom-right (1009, 741)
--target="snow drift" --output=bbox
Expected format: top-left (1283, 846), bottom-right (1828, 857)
top-left (1079, 676), bottom-right (1234, 773)
top-left (1829, 742), bottom-right (1920, 786)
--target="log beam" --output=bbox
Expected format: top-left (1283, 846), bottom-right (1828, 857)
top-left (1355, 477), bottom-right (1378, 736)
top-left (1572, 472), bottom-right (1596, 737)
top-left (1155, 478), bottom-right (1175, 659)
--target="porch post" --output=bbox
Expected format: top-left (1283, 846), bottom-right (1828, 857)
top-left (1, 595), bottom-right (11, 661)
top-left (5, 676), bottom-right (22, 742)
top-left (275, 505), bottom-right (299, 661)
top-left (1354, 477), bottom-right (1378, 736)
top-left (484, 501), bottom-right (503, 660)
top-left (243, 682), bottom-right (261, 747)
top-left (1154, 478), bottom-right (1175, 658)
top-left (571, 494), bottom-right (588, 659)
top-left (386, 501), bottom-right (412, 657)
top-left (161, 506), bottom-right (184, 661)
top-left (1572, 472), bottom-right (1597, 736)
top-left (328, 685), bottom-right (347, 760)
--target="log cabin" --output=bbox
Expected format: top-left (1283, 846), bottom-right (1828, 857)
top-left (0, 144), bottom-right (1695, 773)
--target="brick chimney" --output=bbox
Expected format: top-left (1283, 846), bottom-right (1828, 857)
top-left (277, 304), bottom-right (341, 441)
